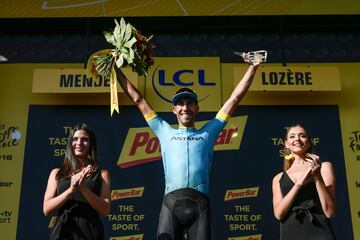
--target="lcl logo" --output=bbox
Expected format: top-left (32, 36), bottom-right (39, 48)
top-left (151, 66), bottom-right (215, 103)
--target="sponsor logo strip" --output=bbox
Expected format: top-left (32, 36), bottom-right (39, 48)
top-left (224, 187), bottom-right (259, 201)
top-left (111, 187), bottom-right (144, 201)
top-left (228, 234), bottom-right (262, 240)
top-left (110, 234), bottom-right (144, 240)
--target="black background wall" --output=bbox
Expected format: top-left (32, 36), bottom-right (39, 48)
top-left (1, 15), bottom-right (360, 64)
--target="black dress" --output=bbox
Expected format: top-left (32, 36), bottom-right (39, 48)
top-left (279, 172), bottom-right (335, 240)
top-left (55, 169), bottom-right (105, 240)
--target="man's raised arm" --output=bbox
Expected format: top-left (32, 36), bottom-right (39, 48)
top-left (219, 53), bottom-right (263, 116)
top-left (115, 67), bottom-right (154, 116)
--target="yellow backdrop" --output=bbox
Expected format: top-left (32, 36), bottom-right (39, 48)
top-left (0, 61), bottom-right (359, 239)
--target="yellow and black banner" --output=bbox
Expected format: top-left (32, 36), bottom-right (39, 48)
top-left (234, 65), bottom-right (341, 91)
top-left (1, 62), bottom-right (359, 239)
top-left (14, 104), bottom-right (352, 239)
top-left (32, 68), bottom-right (138, 93)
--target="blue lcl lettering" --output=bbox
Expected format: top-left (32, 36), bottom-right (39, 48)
top-left (198, 69), bottom-right (215, 86)
top-left (158, 69), bottom-right (215, 86)
top-left (173, 70), bottom-right (194, 86)
top-left (158, 70), bottom-right (174, 86)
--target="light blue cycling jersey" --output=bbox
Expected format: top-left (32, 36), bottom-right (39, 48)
top-left (145, 111), bottom-right (229, 196)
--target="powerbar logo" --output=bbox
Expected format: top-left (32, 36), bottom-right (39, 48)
top-left (111, 187), bottom-right (144, 201)
top-left (228, 234), bottom-right (262, 240)
top-left (117, 116), bottom-right (247, 168)
top-left (224, 187), bottom-right (259, 201)
top-left (110, 234), bottom-right (144, 240)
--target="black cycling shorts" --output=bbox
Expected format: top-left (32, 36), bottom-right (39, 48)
top-left (157, 188), bottom-right (211, 240)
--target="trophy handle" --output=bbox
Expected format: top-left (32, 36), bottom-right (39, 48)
top-left (234, 50), bottom-right (268, 65)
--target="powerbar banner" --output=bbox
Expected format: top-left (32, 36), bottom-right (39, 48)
top-left (16, 105), bottom-right (353, 239)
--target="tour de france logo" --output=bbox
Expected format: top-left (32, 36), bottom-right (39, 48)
top-left (349, 130), bottom-right (360, 161)
top-left (0, 124), bottom-right (21, 148)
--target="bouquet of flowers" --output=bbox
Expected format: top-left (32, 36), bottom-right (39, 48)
top-left (86, 18), bottom-right (155, 115)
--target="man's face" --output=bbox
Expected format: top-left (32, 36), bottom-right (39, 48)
top-left (172, 98), bottom-right (199, 128)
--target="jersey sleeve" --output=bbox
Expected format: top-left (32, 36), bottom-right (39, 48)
top-left (203, 110), bottom-right (230, 144)
top-left (216, 111), bottom-right (231, 123)
top-left (144, 111), bottom-right (171, 142)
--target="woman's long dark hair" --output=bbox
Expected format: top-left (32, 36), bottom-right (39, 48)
top-left (283, 123), bottom-right (313, 171)
top-left (56, 123), bottom-right (98, 180)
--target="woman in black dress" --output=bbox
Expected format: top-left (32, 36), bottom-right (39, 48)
top-left (272, 124), bottom-right (336, 240)
top-left (43, 123), bottom-right (111, 239)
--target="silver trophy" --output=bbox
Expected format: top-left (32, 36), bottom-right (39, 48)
top-left (234, 50), bottom-right (268, 64)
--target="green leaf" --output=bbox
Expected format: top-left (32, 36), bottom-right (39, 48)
top-left (114, 19), bottom-right (119, 27)
top-left (104, 31), bottom-right (116, 45)
top-left (147, 35), bottom-right (154, 41)
top-left (123, 48), bottom-right (134, 65)
top-left (113, 25), bottom-right (121, 45)
top-left (123, 23), bottom-right (132, 44)
top-left (116, 54), bottom-right (124, 68)
top-left (120, 18), bottom-right (126, 29)
top-left (128, 48), bottom-right (135, 63)
top-left (118, 18), bottom-right (127, 44)
top-left (123, 36), bottom-right (137, 49)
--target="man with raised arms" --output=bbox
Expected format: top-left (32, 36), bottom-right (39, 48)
top-left (115, 53), bottom-right (264, 240)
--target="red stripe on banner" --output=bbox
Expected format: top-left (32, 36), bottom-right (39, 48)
top-left (118, 157), bottom-right (161, 168)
